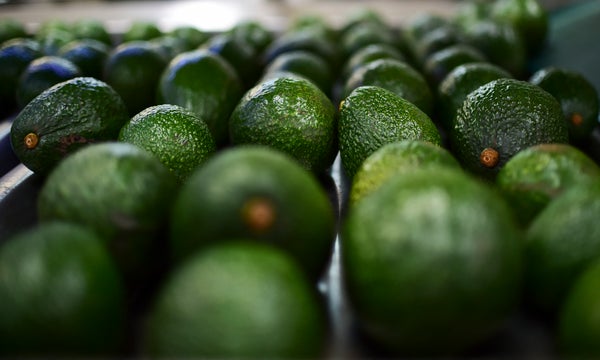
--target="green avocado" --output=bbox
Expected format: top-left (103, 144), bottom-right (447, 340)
top-left (338, 85), bottom-right (441, 179)
top-left (450, 78), bottom-right (568, 180)
top-left (10, 77), bottom-right (130, 175)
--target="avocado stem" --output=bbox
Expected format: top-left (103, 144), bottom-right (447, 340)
top-left (570, 112), bottom-right (583, 126)
top-left (242, 197), bottom-right (276, 234)
top-left (24, 133), bottom-right (39, 149)
top-left (480, 147), bottom-right (499, 168)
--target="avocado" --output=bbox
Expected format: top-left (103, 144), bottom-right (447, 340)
top-left (0, 222), bottom-right (126, 357)
top-left (169, 146), bottom-right (336, 282)
top-left (202, 33), bottom-right (261, 90)
top-left (525, 180), bottom-right (600, 314)
top-left (560, 260), bottom-right (600, 358)
top-left (338, 85), bottom-right (441, 179)
top-left (157, 49), bottom-right (243, 147)
top-left (143, 242), bottom-right (327, 358)
top-left (497, 143), bottom-right (600, 227)
top-left (0, 38), bottom-right (42, 117)
top-left (462, 19), bottom-right (526, 78)
top-left (343, 58), bottom-right (434, 116)
top-left (422, 44), bottom-right (487, 87)
top-left (168, 26), bottom-right (210, 52)
top-left (58, 39), bottom-right (111, 80)
top-left (16, 55), bottom-right (82, 109)
top-left (10, 77), bottom-right (130, 175)
top-left (121, 21), bottom-right (162, 42)
top-left (262, 29), bottom-right (340, 75)
top-left (118, 104), bottom-right (216, 183)
top-left (72, 19), bottom-right (113, 47)
top-left (341, 43), bottom-right (406, 81)
top-left (0, 18), bottom-right (27, 45)
top-left (412, 25), bottom-right (466, 65)
top-left (349, 139), bottom-right (460, 206)
top-left (491, 0), bottom-right (548, 56)
top-left (340, 21), bottom-right (397, 60)
top-left (450, 78), bottom-right (568, 180)
top-left (437, 62), bottom-right (512, 130)
top-left (263, 50), bottom-right (334, 97)
top-left (342, 167), bottom-right (522, 355)
top-left (529, 67), bottom-right (600, 143)
top-left (103, 41), bottom-right (168, 116)
top-left (229, 75), bottom-right (337, 174)
top-left (37, 142), bottom-right (178, 286)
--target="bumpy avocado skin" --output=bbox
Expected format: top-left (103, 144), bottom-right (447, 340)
top-left (451, 78), bottom-right (568, 180)
top-left (10, 77), bottom-right (130, 175)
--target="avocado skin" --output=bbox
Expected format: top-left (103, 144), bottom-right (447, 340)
top-left (169, 146), bottom-right (337, 282)
top-left (157, 49), bottom-right (243, 147)
top-left (451, 78), bottom-right (568, 180)
top-left (529, 67), bottom-right (600, 143)
top-left (37, 142), bottom-right (178, 286)
top-left (339, 85), bottom-right (441, 179)
top-left (342, 167), bottom-right (522, 355)
top-left (437, 62), bottom-right (511, 130)
top-left (10, 77), bottom-right (130, 175)
top-left (229, 76), bottom-right (337, 174)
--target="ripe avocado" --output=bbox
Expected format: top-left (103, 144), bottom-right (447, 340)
top-left (263, 50), bottom-right (334, 97)
top-left (103, 41), bottom-right (168, 116)
top-left (262, 29), bottom-right (340, 75)
top-left (343, 58), bottom-right (434, 116)
top-left (142, 242), bottom-right (327, 358)
top-left (16, 55), bottom-right (82, 109)
top-left (202, 33), bottom-right (261, 90)
top-left (229, 75), bottom-right (337, 174)
top-left (118, 104), bottom-right (216, 183)
top-left (497, 143), bottom-right (600, 227)
top-left (37, 142), bottom-right (178, 285)
top-left (157, 49), bottom-right (243, 147)
top-left (462, 19), bottom-right (526, 78)
top-left (450, 78), bottom-right (568, 180)
top-left (559, 260), bottom-right (600, 358)
top-left (0, 222), bottom-right (126, 357)
top-left (58, 39), bottom-right (111, 80)
top-left (342, 167), bottom-right (522, 355)
top-left (437, 62), bottom-right (512, 129)
top-left (0, 38), bottom-right (42, 117)
top-left (529, 67), bottom-right (600, 143)
top-left (422, 44), bottom-right (487, 87)
top-left (491, 0), bottom-right (548, 56)
top-left (10, 77), bottom-right (130, 175)
top-left (349, 139), bottom-right (460, 206)
top-left (338, 85), bottom-right (441, 179)
top-left (341, 43), bottom-right (406, 81)
top-left (525, 180), bottom-right (600, 314)
top-left (169, 146), bottom-right (336, 282)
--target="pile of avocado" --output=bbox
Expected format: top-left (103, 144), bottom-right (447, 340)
top-left (2, 0), bottom-right (600, 358)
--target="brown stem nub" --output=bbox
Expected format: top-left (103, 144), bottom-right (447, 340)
top-left (242, 197), bottom-right (276, 234)
top-left (570, 112), bottom-right (584, 126)
top-left (480, 147), bottom-right (499, 168)
top-left (24, 133), bottom-right (39, 149)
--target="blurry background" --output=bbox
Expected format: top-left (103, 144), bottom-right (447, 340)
top-left (1, 0), bottom-right (597, 103)
top-left (0, 0), bottom-right (588, 33)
